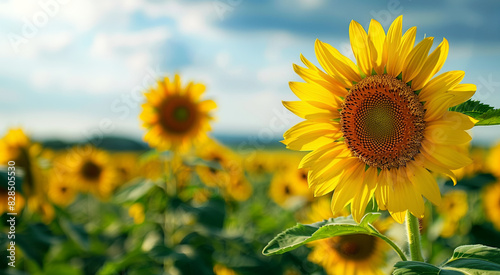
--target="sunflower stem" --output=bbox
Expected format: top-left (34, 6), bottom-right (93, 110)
top-left (368, 225), bottom-right (407, 261)
top-left (163, 152), bottom-right (179, 273)
top-left (406, 211), bottom-right (424, 262)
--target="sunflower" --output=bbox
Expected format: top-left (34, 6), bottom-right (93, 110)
top-left (128, 203), bottom-right (145, 224)
top-left (213, 264), bottom-right (237, 275)
top-left (28, 196), bottom-right (55, 224)
top-left (486, 142), bottom-right (500, 178)
top-left (303, 197), bottom-right (392, 275)
top-left (140, 74), bottom-right (216, 152)
top-left (244, 150), bottom-right (274, 178)
top-left (269, 166), bottom-right (312, 209)
top-left (65, 146), bottom-right (117, 200)
top-left (47, 170), bottom-right (77, 207)
top-left (0, 128), bottom-right (31, 167)
top-left (437, 190), bottom-right (468, 237)
top-left (437, 190), bottom-right (468, 221)
top-left (0, 128), bottom-right (43, 198)
top-left (196, 139), bottom-right (242, 188)
top-left (0, 186), bottom-right (25, 215)
top-left (112, 152), bottom-right (140, 184)
top-left (483, 181), bottom-right (500, 231)
top-left (225, 175), bottom-right (253, 202)
top-left (138, 153), bottom-right (164, 181)
top-left (282, 15), bottom-right (476, 223)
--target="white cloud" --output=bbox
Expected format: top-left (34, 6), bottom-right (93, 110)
top-left (257, 64), bottom-right (294, 87)
top-left (90, 27), bottom-right (170, 58)
top-left (215, 51), bottom-right (231, 68)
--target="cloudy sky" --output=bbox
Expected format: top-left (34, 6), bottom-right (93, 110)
top-left (1, 0), bottom-right (500, 145)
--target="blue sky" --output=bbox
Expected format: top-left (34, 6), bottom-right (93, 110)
top-left (1, 0), bottom-right (500, 145)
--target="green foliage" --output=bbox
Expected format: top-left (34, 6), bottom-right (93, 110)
top-left (262, 213), bottom-right (383, 255)
top-left (450, 100), bottom-right (500, 125)
top-left (393, 245), bottom-right (500, 274)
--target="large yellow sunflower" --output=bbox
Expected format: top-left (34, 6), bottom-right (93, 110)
top-left (140, 74), bottom-right (216, 151)
top-left (282, 15), bottom-right (476, 223)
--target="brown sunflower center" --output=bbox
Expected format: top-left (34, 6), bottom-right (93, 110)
top-left (340, 75), bottom-right (425, 169)
top-left (159, 96), bottom-right (198, 134)
top-left (284, 185), bottom-right (291, 195)
top-left (299, 170), bottom-right (308, 181)
top-left (81, 161), bottom-right (102, 181)
top-left (332, 234), bottom-right (377, 260)
top-left (208, 156), bottom-right (222, 174)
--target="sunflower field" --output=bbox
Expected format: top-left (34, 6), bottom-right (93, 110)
top-left (3, 4), bottom-right (500, 275)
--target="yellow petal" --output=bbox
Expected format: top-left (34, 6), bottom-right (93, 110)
top-left (406, 162), bottom-right (442, 206)
top-left (293, 61), bottom-right (349, 96)
top-left (349, 20), bottom-right (372, 76)
top-left (424, 93), bottom-right (455, 121)
top-left (282, 131), bottom-right (337, 151)
top-left (331, 162), bottom-right (364, 214)
top-left (413, 154), bottom-right (457, 185)
top-left (421, 141), bottom-right (472, 170)
top-left (368, 19), bottom-right (386, 75)
top-left (283, 120), bottom-right (339, 140)
top-left (351, 166), bottom-right (378, 223)
top-left (375, 169), bottom-right (392, 210)
top-left (393, 27), bottom-right (416, 77)
top-left (389, 210), bottom-right (406, 224)
top-left (313, 172), bottom-right (343, 197)
top-left (190, 83), bottom-right (206, 99)
top-left (392, 26), bottom-right (417, 76)
top-left (315, 39), bottom-right (361, 83)
top-left (439, 111), bottom-right (477, 130)
top-left (199, 99), bottom-right (217, 112)
top-left (400, 167), bottom-right (426, 218)
top-left (309, 157), bottom-right (358, 187)
top-left (289, 82), bottom-right (342, 108)
top-left (425, 124), bottom-right (472, 145)
top-left (299, 142), bottom-right (346, 169)
top-left (419, 70), bottom-right (465, 102)
top-left (385, 15), bottom-right (403, 76)
top-left (282, 101), bottom-right (337, 119)
top-left (448, 83), bottom-right (476, 107)
top-left (411, 38), bottom-right (449, 91)
top-left (402, 37), bottom-right (434, 83)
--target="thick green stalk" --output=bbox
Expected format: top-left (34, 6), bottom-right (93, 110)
top-left (406, 211), bottom-right (424, 262)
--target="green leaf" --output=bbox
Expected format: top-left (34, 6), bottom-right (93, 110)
top-left (449, 100), bottom-right (493, 118)
top-left (442, 245), bottom-right (500, 274)
top-left (449, 245), bottom-right (500, 265)
top-left (58, 218), bottom-right (90, 251)
top-left (113, 180), bottom-right (155, 204)
top-left (393, 245), bottom-right (500, 275)
top-left (475, 109), bottom-right (500, 125)
top-left (16, 223), bottom-right (57, 267)
top-left (393, 261), bottom-right (459, 275)
top-left (42, 263), bottom-right (83, 275)
top-left (449, 100), bottom-right (500, 126)
top-left (262, 213), bottom-right (381, 256)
